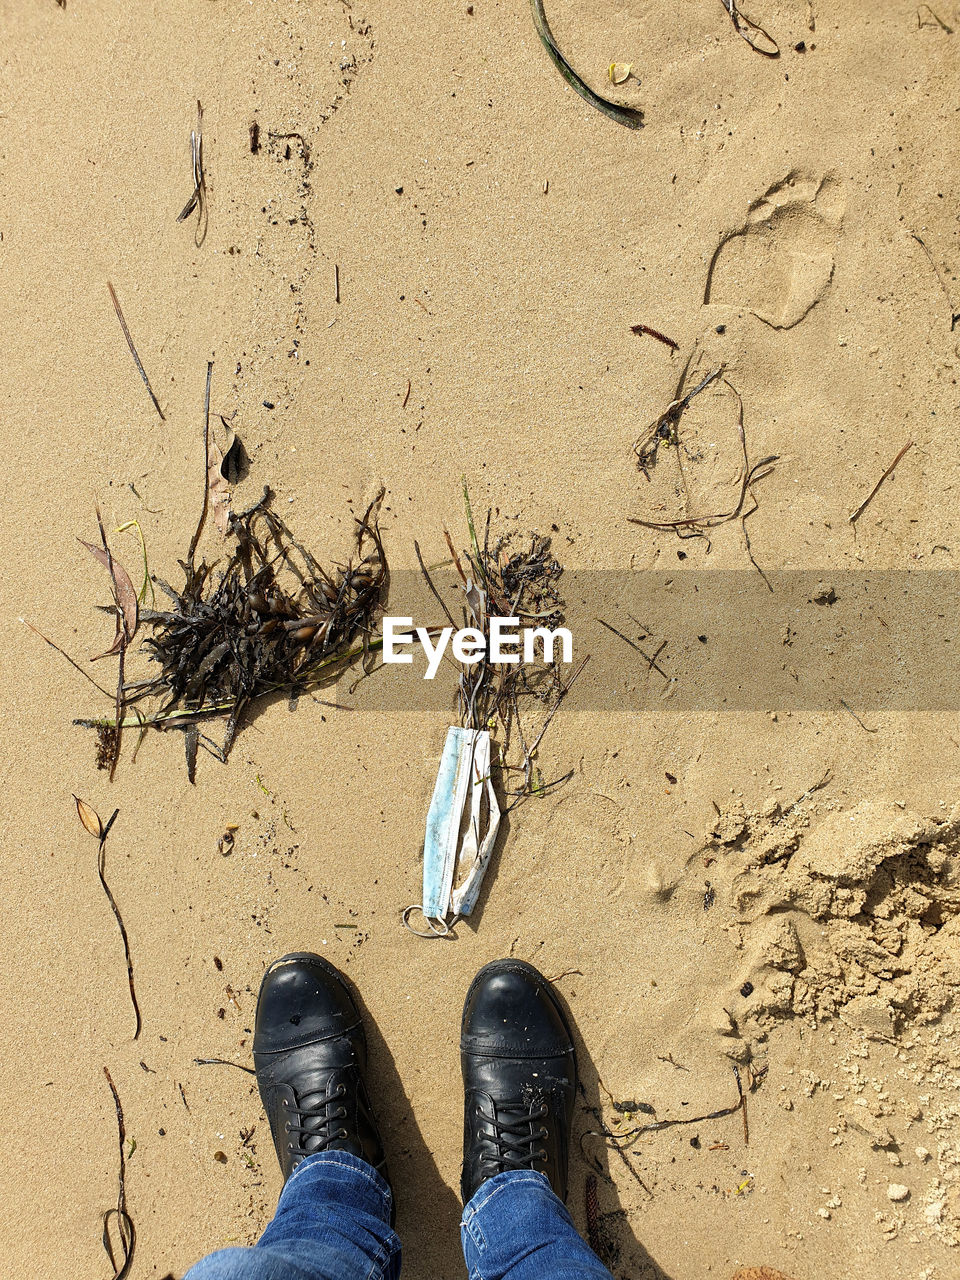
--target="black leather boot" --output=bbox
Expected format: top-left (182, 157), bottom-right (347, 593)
top-left (253, 952), bottom-right (388, 1184)
top-left (460, 959), bottom-right (577, 1204)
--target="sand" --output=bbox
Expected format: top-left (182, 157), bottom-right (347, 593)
top-left (2, 2), bottom-right (960, 1277)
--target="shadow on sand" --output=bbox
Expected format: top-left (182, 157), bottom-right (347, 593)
top-left (557, 989), bottom-right (674, 1280)
top-left (362, 966), bottom-right (674, 1280)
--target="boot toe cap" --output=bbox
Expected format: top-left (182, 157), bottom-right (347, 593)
top-left (253, 953), bottom-right (362, 1053)
top-left (461, 960), bottom-right (573, 1058)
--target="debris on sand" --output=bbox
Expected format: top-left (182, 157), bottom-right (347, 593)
top-left (76, 488), bottom-right (386, 781)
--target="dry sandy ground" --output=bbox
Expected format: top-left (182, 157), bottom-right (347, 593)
top-left (2, 2), bottom-right (960, 1278)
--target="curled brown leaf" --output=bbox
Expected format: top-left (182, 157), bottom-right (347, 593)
top-left (79, 540), bottom-right (139, 650)
top-left (74, 795), bottom-right (104, 840)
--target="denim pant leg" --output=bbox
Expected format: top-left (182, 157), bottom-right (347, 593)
top-left (461, 1171), bottom-right (614, 1280)
top-left (184, 1151), bottom-right (401, 1280)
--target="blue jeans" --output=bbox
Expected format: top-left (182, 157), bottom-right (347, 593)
top-left (184, 1151), bottom-right (613, 1280)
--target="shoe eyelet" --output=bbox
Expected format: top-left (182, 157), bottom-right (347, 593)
top-left (338, 1128), bottom-right (348, 1140)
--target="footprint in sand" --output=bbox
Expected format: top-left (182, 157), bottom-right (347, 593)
top-left (704, 171), bottom-right (845, 329)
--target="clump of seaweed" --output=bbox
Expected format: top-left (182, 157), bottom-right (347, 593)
top-left (78, 488), bottom-right (386, 781)
top-left (418, 481), bottom-right (583, 808)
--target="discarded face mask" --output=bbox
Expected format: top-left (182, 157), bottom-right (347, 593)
top-left (403, 726), bottom-right (501, 938)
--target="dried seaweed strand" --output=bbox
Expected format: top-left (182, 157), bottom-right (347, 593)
top-left (97, 811), bottom-right (141, 1039)
top-left (106, 282), bottom-right (165, 421)
top-left (580, 1101), bottom-right (653, 1196)
top-left (630, 380), bottom-right (777, 534)
top-left (589, 1068), bottom-right (746, 1146)
top-left (633, 361), bottom-right (724, 477)
top-left (720, 0), bottom-right (780, 56)
top-left (917, 4), bottom-right (953, 33)
top-left (102, 1066), bottom-right (135, 1280)
top-left (530, 0), bottom-right (644, 129)
top-left (93, 505), bottom-right (131, 780)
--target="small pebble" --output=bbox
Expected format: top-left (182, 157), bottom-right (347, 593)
top-left (887, 1183), bottom-right (910, 1202)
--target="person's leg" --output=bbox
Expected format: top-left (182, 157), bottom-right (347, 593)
top-left (458, 960), bottom-right (614, 1280)
top-left (461, 1170), bottom-right (611, 1280)
top-left (185, 1151), bottom-right (398, 1280)
top-left (184, 953), bottom-right (400, 1280)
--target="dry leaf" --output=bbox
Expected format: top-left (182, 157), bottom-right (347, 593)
top-left (731, 1269), bottom-right (798, 1280)
top-left (208, 428), bottom-right (233, 536)
top-left (74, 795), bottom-right (104, 840)
top-left (608, 62), bottom-right (633, 85)
top-left (79, 539), bottom-right (139, 650)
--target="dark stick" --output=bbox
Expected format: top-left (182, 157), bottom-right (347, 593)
top-left (585, 1174), bottom-right (602, 1256)
top-left (102, 1066), bottom-right (135, 1280)
top-left (840, 698), bottom-right (879, 733)
top-left (597, 619), bottom-right (670, 680)
top-left (413, 540), bottom-right (459, 629)
top-left (106, 282), bottom-right (165, 421)
top-left (630, 323), bottom-right (679, 351)
top-left (187, 361), bottom-right (215, 570)
top-left (734, 1064), bottom-right (749, 1145)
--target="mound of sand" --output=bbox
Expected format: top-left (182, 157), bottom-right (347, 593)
top-left (702, 798), bottom-right (960, 1048)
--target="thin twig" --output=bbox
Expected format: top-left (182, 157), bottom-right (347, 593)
top-left (22, 620), bottom-right (115, 699)
top-left (840, 698), bottom-right (879, 733)
top-left (193, 1057), bottom-right (256, 1076)
top-left (106, 282), bottom-right (165, 421)
top-left (176, 101), bottom-right (206, 242)
top-left (848, 440), bottom-right (914, 524)
top-left (908, 231), bottom-right (959, 328)
top-left (597, 620), bottom-right (671, 680)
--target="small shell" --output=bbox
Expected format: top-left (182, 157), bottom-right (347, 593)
top-left (608, 62), bottom-right (633, 86)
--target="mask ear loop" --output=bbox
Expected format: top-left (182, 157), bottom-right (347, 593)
top-left (401, 904), bottom-right (459, 939)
